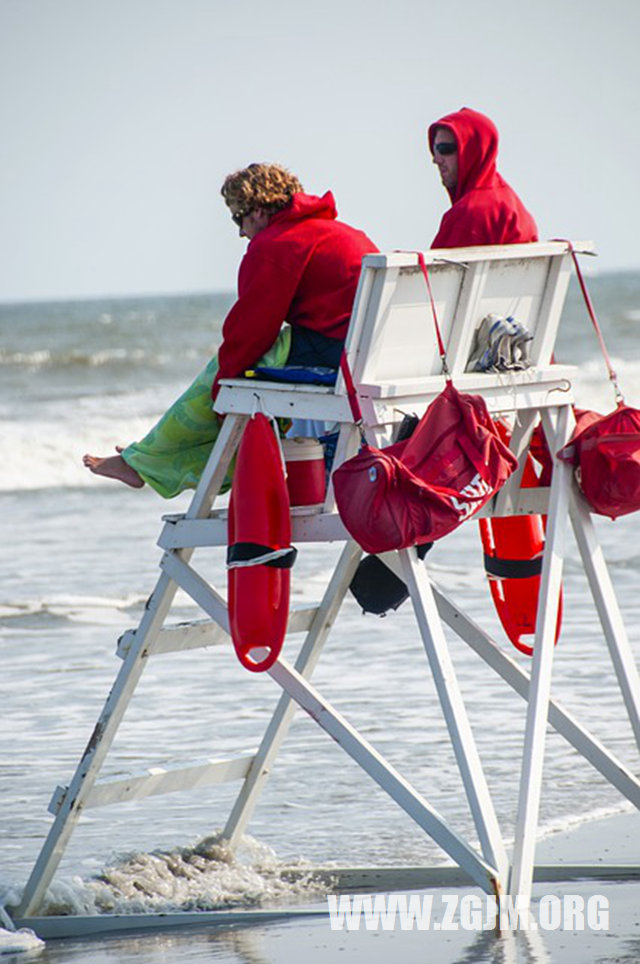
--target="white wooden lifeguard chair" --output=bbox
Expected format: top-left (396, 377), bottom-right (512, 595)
top-left (11, 241), bottom-right (640, 932)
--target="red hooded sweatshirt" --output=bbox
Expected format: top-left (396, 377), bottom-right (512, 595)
top-left (212, 191), bottom-right (377, 398)
top-left (428, 107), bottom-right (538, 248)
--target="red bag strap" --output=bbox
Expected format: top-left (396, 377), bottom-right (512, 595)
top-left (416, 252), bottom-right (451, 380)
top-left (339, 350), bottom-right (368, 445)
top-left (557, 239), bottom-right (624, 405)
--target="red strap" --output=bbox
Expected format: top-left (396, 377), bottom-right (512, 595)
top-left (416, 253), bottom-right (451, 379)
top-left (557, 240), bottom-right (623, 404)
top-left (340, 351), bottom-right (367, 438)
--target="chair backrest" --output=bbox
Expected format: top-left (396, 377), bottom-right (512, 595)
top-left (341, 241), bottom-right (591, 396)
top-left (215, 241), bottom-right (591, 441)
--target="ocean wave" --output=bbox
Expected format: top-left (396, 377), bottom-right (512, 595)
top-left (570, 356), bottom-right (640, 409)
top-left (0, 926), bottom-right (44, 956)
top-left (0, 346), bottom-right (199, 371)
top-left (0, 593), bottom-right (148, 623)
top-left (27, 834), bottom-right (329, 917)
top-left (1, 409), bottom-right (164, 492)
top-left (536, 800), bottom-right (635, 842)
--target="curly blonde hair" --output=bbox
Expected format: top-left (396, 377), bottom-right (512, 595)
top-left (221, 163), bottom-right (304, 216)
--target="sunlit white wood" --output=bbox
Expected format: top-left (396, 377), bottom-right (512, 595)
top-left (358, 366), bottom-right (576, 402)
top-left (531, 254), bottom-right (572, 366)
top-left (158, 487), bottom-right (553, 554)
top-left (509, 406), bottom-right (573, 899)
top-left (447, 261), bottom-right (490, 376)
top-left (362, 241), bottom-right (595, 270)
top-left (49, 753), bottom-right (256, 813)
top-left (117, 606), bottom-right (318, 660)
top-left (400, 548), bottom-right (508, 886)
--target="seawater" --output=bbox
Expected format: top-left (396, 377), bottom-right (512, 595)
top-left (1, 273), bottom-right (640, 961)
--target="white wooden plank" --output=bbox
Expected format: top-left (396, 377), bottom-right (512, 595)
top-left (158, 488), bottom-right (553, 555)
top-left (447, 261), bottom-right (490, 376)
top-left (215, 386), bottom-right (353, 423)
top-left (116, 606), bottom-right (318, 659)
top-left (350, 267), bottom-right (400, 386)
top-left (509, 406), bottom-right (573, 900)
top-left (361, 241), bottom-right (595, 271)
top-left (158, 512), bottom-right (350, 550)
top-left (14, 908), bottom-right (330, 940)
top-left (530, 254), bottom-right (572, 366)
top-left (117, 607), bottom-right (318, 660)
top-left (399, 549), bottom-right (508, 886)
top-left (359, 365), bottom-right (576, 399)
top-left (49, 753), bottom-right (256, 813)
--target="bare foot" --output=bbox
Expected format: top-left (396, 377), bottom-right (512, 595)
top-left (82, 453), bottom-right (144, 488)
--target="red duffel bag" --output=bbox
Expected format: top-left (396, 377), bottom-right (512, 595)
top-left (557, 404), bottom-right (640, 519)
top-left (333, 380), bottom-right (518, 554)
top-left (554, 241), bottom-right (640, 521)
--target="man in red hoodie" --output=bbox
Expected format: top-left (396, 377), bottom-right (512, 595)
top-left (84, 163), bottom-right (377, 495)
top-left (350, 109), bottom-right (539, 615)
top-left (428, 107), bottom-right (538, 248)
top-left (214, 163), bottom-right (377, 399)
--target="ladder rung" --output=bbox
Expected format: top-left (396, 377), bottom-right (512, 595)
top-left (117, 606), bottom-right (318, 660)
top-left (48, 752), bottom-right (257, 814)
top-left (158, 511), bottom-right (348, 549)
top-left (117, 618), bottom-right (225, 659)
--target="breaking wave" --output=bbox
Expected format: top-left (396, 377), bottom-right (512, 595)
top-left (34, 834), bottom-right (331, 917)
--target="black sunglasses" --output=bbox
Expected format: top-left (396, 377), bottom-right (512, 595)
top-left (231, 209), bottom-right (251, 227)
top-left (433, 142), bottom-right (457, 156)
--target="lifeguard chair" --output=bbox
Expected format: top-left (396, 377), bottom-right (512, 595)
top-left (11, 241), bottom-right (640, 931)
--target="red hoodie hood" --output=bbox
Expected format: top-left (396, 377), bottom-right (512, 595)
top-left (269, 191), bottom-right (338, 226)
top-left (428, 107), bottom-right (501, 204)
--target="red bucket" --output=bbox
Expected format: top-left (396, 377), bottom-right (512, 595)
top-left (282, 438), bottom-right (326, 507)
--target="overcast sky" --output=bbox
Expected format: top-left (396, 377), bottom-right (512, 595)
top-left (1, 0), bottom-right (638, 302)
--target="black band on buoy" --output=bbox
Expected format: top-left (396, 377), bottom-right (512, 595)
top-left (227, 542), bottom-right (298, 570)
top-left (484, 554), bottom-right (543, 580)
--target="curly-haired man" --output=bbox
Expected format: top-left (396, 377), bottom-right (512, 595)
top-left (83, 163), bottom-right (377, 496)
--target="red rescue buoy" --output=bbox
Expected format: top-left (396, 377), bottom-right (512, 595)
top-left (227, 414), bottom-right (296, 672)
top-left (479, 425), bottom-right (562, 656)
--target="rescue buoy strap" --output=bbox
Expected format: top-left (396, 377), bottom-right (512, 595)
top-left (484, 554), bottom-right (543, 580)
top-left (227, 542), bottom-right (298, 570)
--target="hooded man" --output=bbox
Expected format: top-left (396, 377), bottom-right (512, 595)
top-left (428, 107), bottom-right (538, 248)
top-left (350, 108), bottom-right (539, 617)
top-left (214, 174), bottom-right (376, 400)
top-left (84, 163), bottom-right (377, 497)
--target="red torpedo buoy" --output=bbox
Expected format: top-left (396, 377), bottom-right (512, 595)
top-left (479, 424), bottom-right (562, 656)
top-left (227, 414), bottom-right (296, 672)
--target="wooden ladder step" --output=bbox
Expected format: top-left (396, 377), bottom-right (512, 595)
top-left (117, 606), bottom-right (318, 660)
top-left (48, 752), bottom-right (257, 814)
